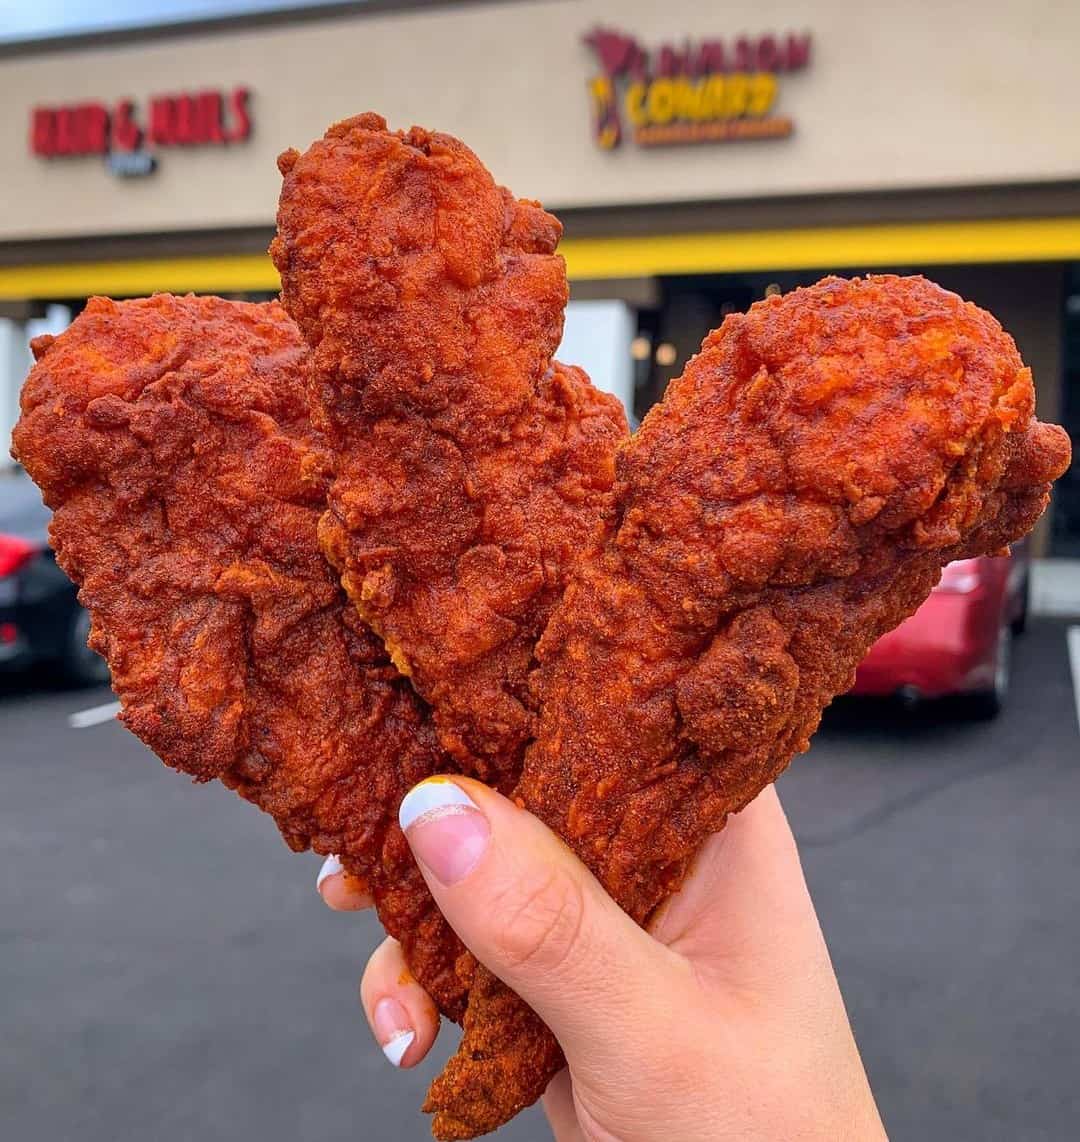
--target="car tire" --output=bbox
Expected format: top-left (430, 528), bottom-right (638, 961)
top-left (968, 622), bottom-right (1011, 720)
top-left (62, 606), bottom-right (110, 687)
top-left (1011, 573), bottom-right (1030, 636)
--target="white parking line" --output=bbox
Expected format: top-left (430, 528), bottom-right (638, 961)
top-left (68, 700), bottom-right (121, 730)
top-left (1068, 626), bottom-right (1080, 735)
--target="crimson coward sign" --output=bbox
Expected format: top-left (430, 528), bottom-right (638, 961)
top-left (30, 87), bottom-right (252, 177)
top-left (585, 28), bottom-right (810, 149)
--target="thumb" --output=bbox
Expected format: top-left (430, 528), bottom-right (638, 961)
top-left (398, 776), bottom-right (688, 1068)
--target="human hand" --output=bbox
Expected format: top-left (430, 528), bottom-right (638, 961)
top-left (318, 778), bottom-right (887, 1141)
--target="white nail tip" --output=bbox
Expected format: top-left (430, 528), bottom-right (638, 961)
top-left (398, 781), bottom-right (477, 833)
top-left (316, 854), bottom-right (343, 890)
top-left (382, 1029), bottom-right (415, 1068)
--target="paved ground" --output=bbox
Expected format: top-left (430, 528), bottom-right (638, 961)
top-left (2, 617), bottom-right (1078, 1142)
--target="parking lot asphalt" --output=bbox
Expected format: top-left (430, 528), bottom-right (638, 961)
top-left (2, 617), bottom-right (1078, 1141)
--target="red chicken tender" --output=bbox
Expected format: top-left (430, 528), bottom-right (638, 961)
top-left (271, 113), bottom-right (628, 788)
top-left (10, 294), bottom-right (471, 1020)
top-left (424, 276), bottom-right (1072, 1138)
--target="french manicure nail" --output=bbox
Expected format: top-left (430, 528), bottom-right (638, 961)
top-left (398, 778), bottom-right (490, 887)
top-left (316, 853), bottom-right (343, 891)
top-left (373, 996), bottom-right (415, 1068)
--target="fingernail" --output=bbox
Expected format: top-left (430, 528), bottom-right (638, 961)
top-left (316, 854), bottom-right (343, 892)
top-left (398, 778), bottom-right (490, 887)
top-left (373, 996), bottom-right (415, 1067)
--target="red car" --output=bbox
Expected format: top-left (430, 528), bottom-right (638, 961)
top-left (851, 544), bottom-right (1029, 717)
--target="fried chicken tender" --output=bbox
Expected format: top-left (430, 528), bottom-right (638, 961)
top-left (423, 275), bottom-right (1072, 1138)
top-left (270, 113), bottom-right (628, 787)
top-left (10, 295), bottom-right (471, 1019)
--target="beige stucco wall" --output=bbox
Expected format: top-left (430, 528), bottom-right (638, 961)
top-left (1, 0), bottom-right (1078, 241)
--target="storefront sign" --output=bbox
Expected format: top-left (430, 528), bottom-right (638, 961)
top-left (29, 87), bottom-right (252, 178)
top-left (584, 28), bottom-right (809, 150)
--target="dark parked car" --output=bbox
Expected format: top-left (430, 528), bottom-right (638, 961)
top-left (851, 543), bottom-right (1029, 718)
top-left (0, 469), bottom-right (108, 685)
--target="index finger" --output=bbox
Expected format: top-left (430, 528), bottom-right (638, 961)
top-left (317, 854), bottom-right (375, 911)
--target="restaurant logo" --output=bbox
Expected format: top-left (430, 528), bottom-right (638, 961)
top-left (29, 87), bottom-right (252, 178)
top-left (584, 28), bottom-right (810, 150)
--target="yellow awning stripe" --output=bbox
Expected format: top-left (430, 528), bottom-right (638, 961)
top-left (561, 215), bottom-right (1080, 278)
top-left (1, 216), bottom-right (1079, 300)
top-left (0, 254), bottom-right (279, 300)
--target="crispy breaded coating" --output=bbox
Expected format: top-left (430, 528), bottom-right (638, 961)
top-left (424, 276), bottom-right (1072, 1138)
top-left (10, 295), bottom-right (470, 1018)
top-left (270, 113), bottom-right (628, 786)
top-left (11, 143), bottom-right (1070, 1141)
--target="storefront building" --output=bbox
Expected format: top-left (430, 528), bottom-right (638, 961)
top-left (1, 0), bottom-right (1078, 552)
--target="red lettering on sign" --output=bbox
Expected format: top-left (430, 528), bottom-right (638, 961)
top-left (733, 37), bottom-right (754, 71)
top-left (227, 86), bottom-right (252, 142)
top-left (785, 34), bottom-right (812, 71)
top-left (85, 104), bottom-right (109, 153)
top-left (585, 28), bottom-right (647, 80)
top-left (200, 91), bottom-right (225, 143)
top-left (30, 108), bottom-right (55, 156)
top-left (31, 103), bottom-right (111, 156)
top-left (756, 35), bottom-right (780, 72)
top-left (695, 41), bottom-right (726, 76)
top-left (111, 100), bottom-right (141, 152)
top-left (583, 26), bottom-right (810, 151)
top-left (148, 96), bottom-right (173, 145)
top-left (160, 95), bottom-right (197, 144)
top-left (55, 108), bottom-right (82, 156)
top-left (590, 30), bottom-right (810, 81)
top-left (175, 96), bottom-right (201, 145)
top-left (151, 95), bottom-right (208, 145)
top-left (657, 44), bottom-right (689, 78)
top-left (30, 87), bottom-right (253, 168)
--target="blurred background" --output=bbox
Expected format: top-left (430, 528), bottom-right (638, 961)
top-left (1, 2), bottom-right (1078, 1139)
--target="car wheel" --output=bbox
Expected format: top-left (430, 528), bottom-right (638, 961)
top-left (62, 607), bottom-right (110, 687)
top-left (1011, 573), bottom-right (1030, 635)
top-left (968, 622), bottom-right (1011, 720)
